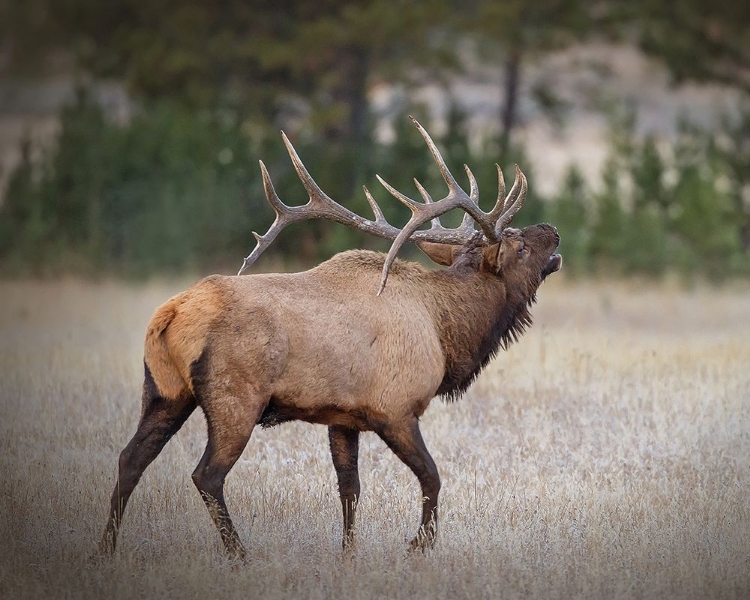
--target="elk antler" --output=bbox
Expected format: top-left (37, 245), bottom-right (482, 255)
top-left (238, 116), bottom-right (528, 295)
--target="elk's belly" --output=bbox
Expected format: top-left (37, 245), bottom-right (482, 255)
top-left (257, 398), bottom-right (389, 430)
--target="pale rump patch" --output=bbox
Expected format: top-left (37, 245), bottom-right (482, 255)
top-left (144, 278), bottom-right (225, 399)
top-left (143, 300), bottom-right (185, 399)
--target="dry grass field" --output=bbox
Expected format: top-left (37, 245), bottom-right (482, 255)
top-left (1, 277), bottom-right (749, 599)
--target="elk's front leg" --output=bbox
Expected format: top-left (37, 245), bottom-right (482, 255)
top-left (377, 417), bottom-right (440, 551)
top-left (328, 425), bottom-right (360, 549)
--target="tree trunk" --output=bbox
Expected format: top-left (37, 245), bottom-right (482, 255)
top-left (326, 45), bottom-right (370, 147)
top-left (345, 46), bottom-right (370, 148)
top-left (499, 42), bottom-right (522, 159)
top-left (740, 219), bottom-right (750, 255)
top-left (322, 44), bottom-right (371, 198)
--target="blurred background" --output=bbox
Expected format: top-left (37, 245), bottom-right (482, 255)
top-left (0, 0), bottom-right (748, 280)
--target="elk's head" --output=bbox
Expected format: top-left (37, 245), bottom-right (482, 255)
top-left (417, 222), bottom-right (561, 301)
top-left (238, 115), bottom-right (561, 294)
top-left (485, 224), bottom-right (561, 287)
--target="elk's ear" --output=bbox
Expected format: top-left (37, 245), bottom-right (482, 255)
top-left (416, 241), bottom-right (459, 266)
top-left (482, 242), bottom-right (503, 273)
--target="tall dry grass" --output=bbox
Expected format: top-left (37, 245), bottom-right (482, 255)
top-left (1, 277), bottom-right (748, 599)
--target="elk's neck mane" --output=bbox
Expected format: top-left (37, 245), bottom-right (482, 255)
top-left (314, 249), bottom-right (536, 401)
top-left (428, 268), bottom-right (535, 402)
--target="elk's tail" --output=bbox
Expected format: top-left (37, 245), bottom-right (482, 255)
top-left (143, 278), bottom-right (226, 401)
top-left (144, 298), bottom-right (189, 400)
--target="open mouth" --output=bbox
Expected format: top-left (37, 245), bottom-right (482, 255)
top-left (541, 254), bottom-right (562, 279)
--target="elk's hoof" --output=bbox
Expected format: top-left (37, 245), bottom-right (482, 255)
top-left (98, 533), bottom-right (116, 556)
top-left (407, 532), bottom-right (436, 553)
top-left (341, 536), bottom-right (357, 554)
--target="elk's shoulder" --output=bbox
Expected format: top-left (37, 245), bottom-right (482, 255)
top-left (317, 250), bottom-right (428, 278)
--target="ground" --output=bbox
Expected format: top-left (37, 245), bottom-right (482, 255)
top-left (1, 277), bottom-right (748, 599)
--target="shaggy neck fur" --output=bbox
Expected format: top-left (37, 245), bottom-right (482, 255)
top-left (427, 253), bottom-right (536, 402)
top-left (311, 247), bottom-right (541, 402)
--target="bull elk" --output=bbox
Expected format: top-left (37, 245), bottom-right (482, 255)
top-left (101, 116), bottom-right (561, 558)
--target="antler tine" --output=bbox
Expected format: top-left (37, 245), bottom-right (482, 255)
top-left (501, 165), bottom-right (521, 214)
top-left (410, 116), bottom-right (462, 195)
top-left (282, 132), bottom-right (335, 208)
top-left (258, 159), bottom-right (291, 215)
top-left (484, 164), bottom-right (507, 223)
top-left (465, 164), bottom-right (479, 203)
top-left (238, 160), bottom-right (300, 275)
top-left (496, 164), bottom-right (506, 210)
top-left (413, 178), bottom-right (442, 228)
top-left (362, 186), bottom-right (388, 225)
top-left (376, 174), bottom-right (422, 210)
top-left (460, 165), bottom-right (479, 231)
top-left (495, 166), bottom-right (528, 234)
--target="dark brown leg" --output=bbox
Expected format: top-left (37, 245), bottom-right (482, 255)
top-left (191, 396), bottom-right (265, 560)
top-left (377, 417), bottom-right (440, 551)
top-left (100, 393), bottom-right (196, 554)
top-left (329, 425), bottom-right (360, 549)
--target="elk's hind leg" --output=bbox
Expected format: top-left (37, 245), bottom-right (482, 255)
top-left (329, 425), bottom-right (360, 549)
top-left (101, 368), bottom-right (196, 554)
top-left (191, 380), bottom-right (268, 560)
top-left (377, 417), bottom-right (440, 551)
